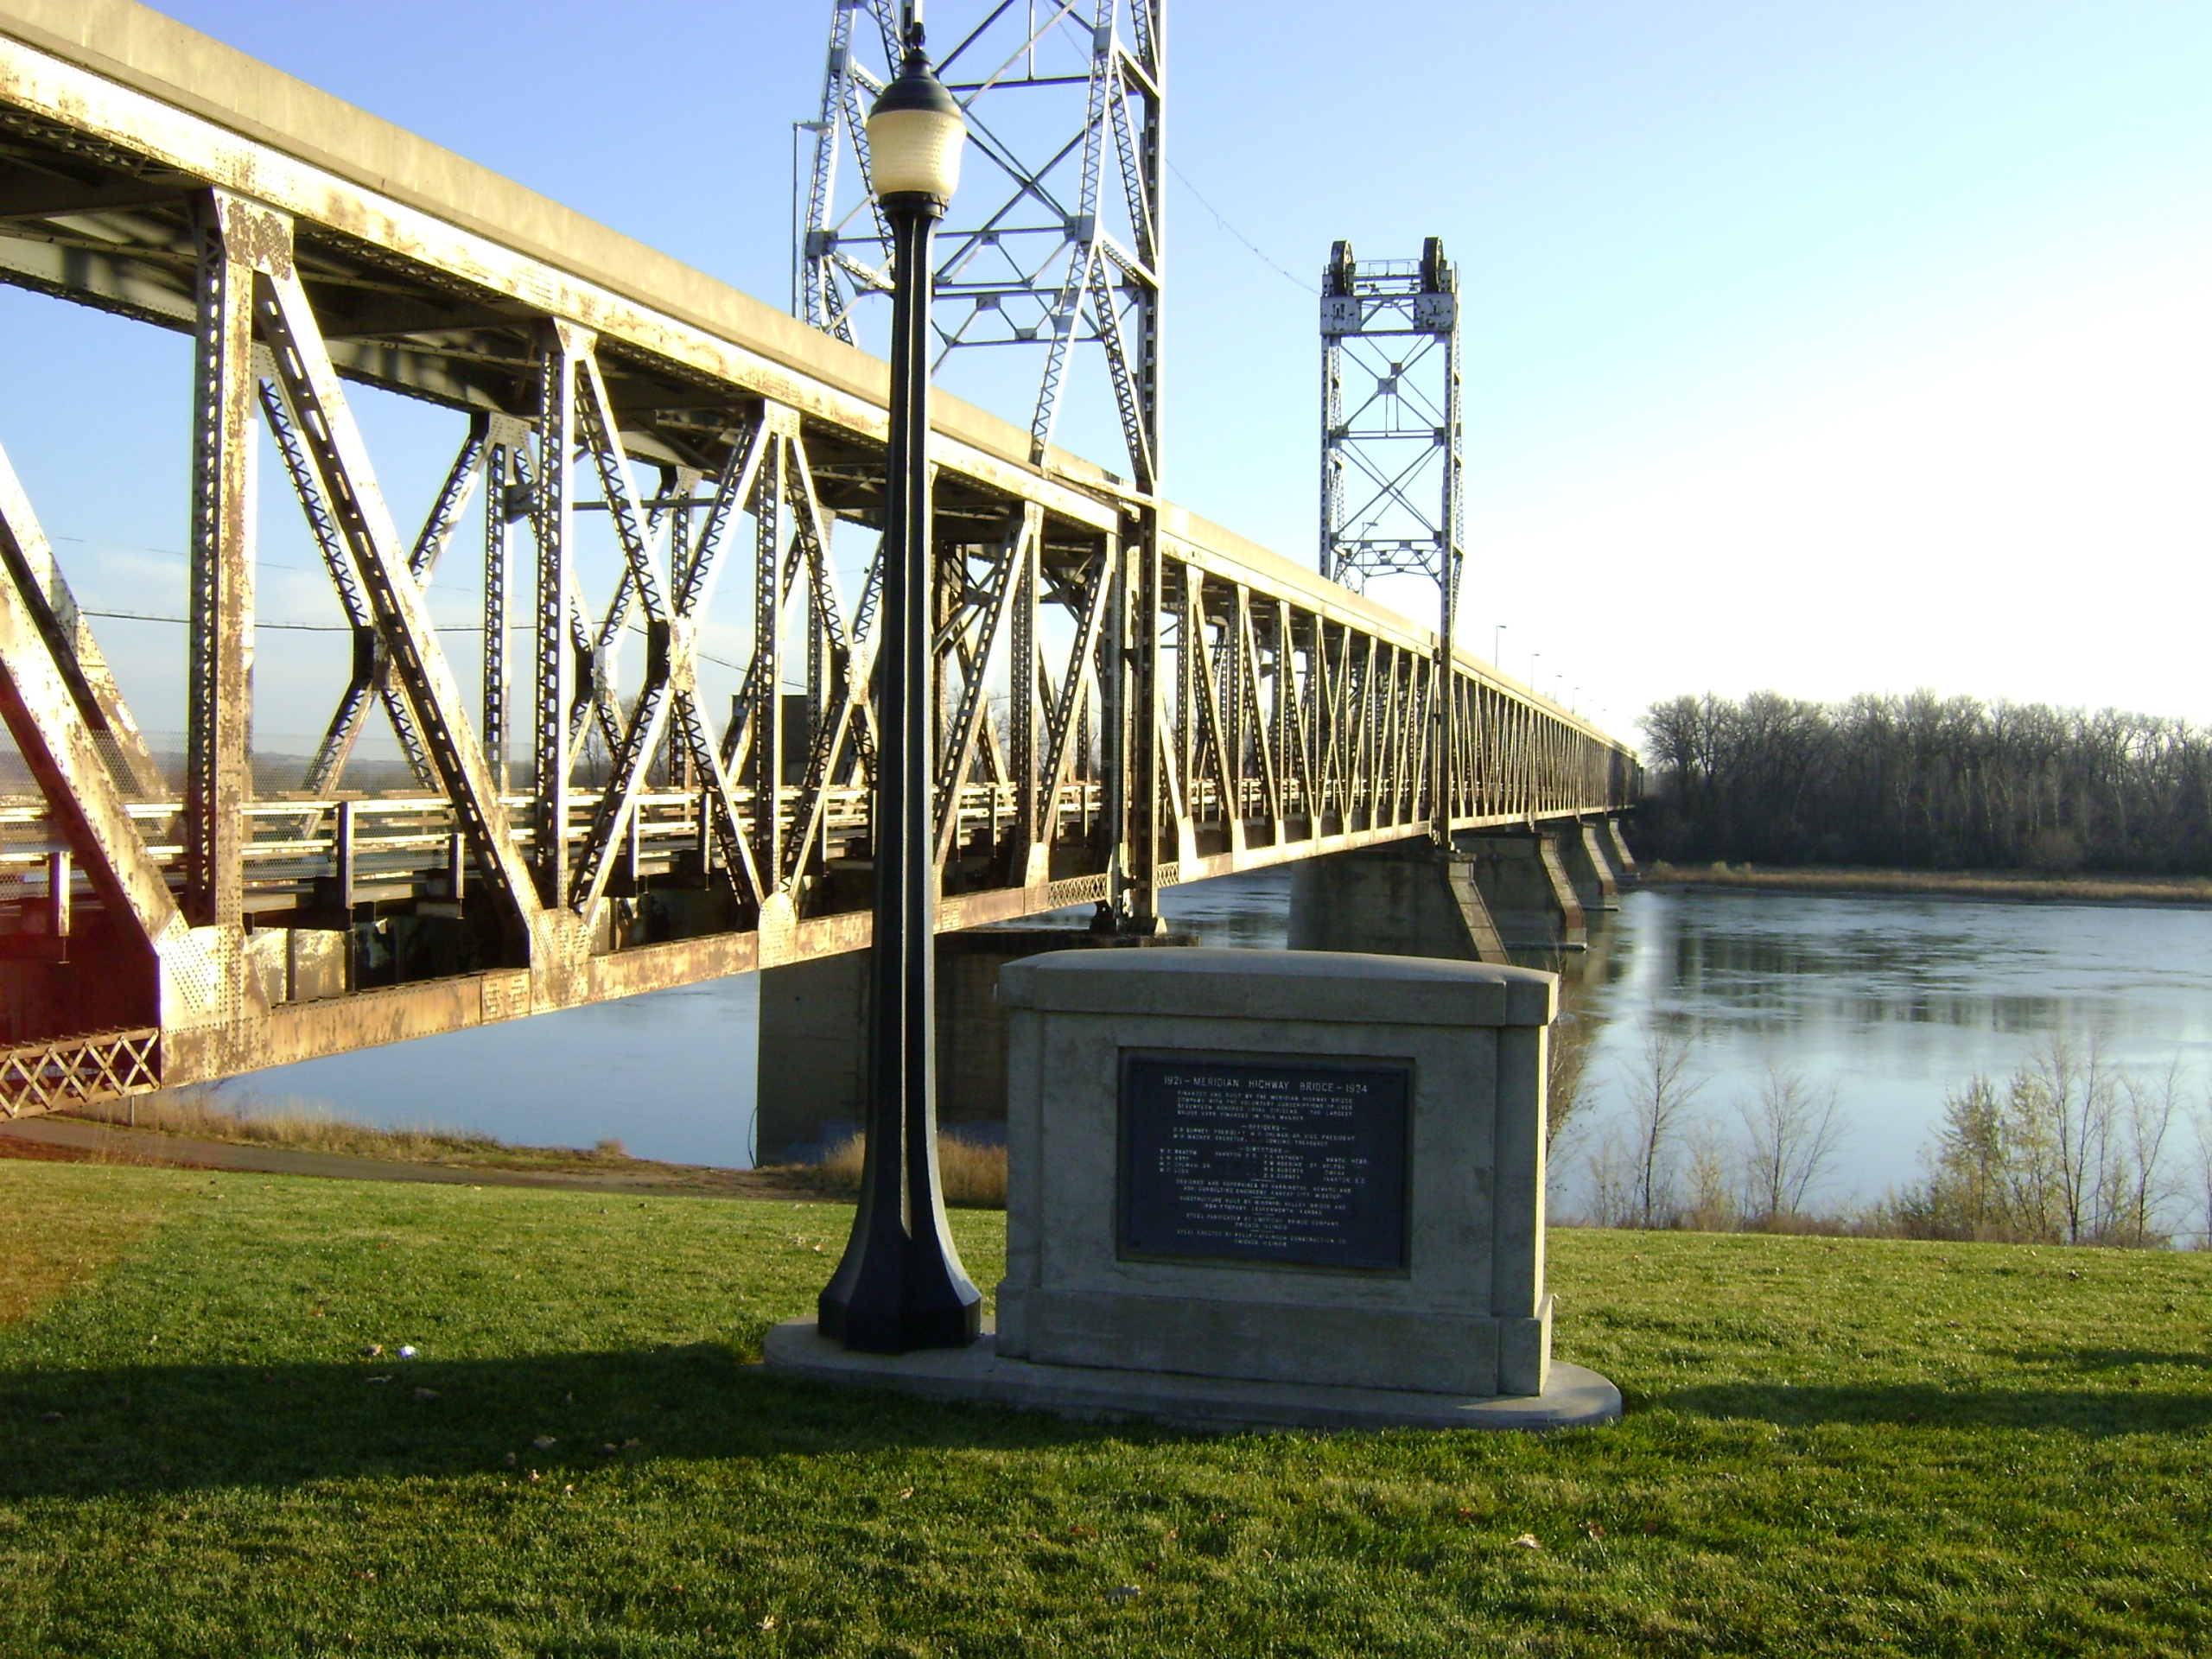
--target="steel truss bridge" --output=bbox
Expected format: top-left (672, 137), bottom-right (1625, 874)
top-left (0, 3), bottom-right (1638, 1117)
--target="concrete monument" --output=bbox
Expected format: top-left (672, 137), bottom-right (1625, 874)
top-left (766, 948), bottom-right (1619, 1430)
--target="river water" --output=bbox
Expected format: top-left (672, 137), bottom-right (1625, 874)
top-left (214, 874), bottom-right (2212, 1212)
top-left (1564, 887), bottom-right (2212, 1211)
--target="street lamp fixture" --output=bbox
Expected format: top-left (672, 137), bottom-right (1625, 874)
top-left (817, 9), bottom-right (982, 1355)
top-left (863, 35), bottom-right (966, 203)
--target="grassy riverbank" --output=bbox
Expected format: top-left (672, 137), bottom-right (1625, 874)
top-left (4, 1161), bottom-right (2209, 1655)
top-left (817, 1130), bottom-right (1010, 1208)
top-left (1640, 860), bottom-right (2212, 906)
top-left (66, 1089), bottom-right (639, 1170)
top-left (47, 1090), bottom-right (835, 1198)
top-left (55, 1093), bottom-right (1014, 1205)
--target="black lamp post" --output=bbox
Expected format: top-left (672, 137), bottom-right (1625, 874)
top-left (817, 11), bottom-right (983, 1355)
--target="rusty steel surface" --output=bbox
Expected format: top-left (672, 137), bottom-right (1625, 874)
top-left (0, 5), bottom-right (1641, 1113)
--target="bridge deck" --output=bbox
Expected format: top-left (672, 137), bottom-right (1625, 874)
top-left (0, 2), bottom-right (1638, 1113)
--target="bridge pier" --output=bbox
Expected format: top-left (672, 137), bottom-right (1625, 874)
top-left (1286, 843), bottom-right (1508, 964)
top-left (1561, 822), bottom-right (1623, 913)
top-left (1454, 832), bottom-right (1587, 956)
top-left (1605, 818), bottom-right (1637, 881)
top-left (754, 926), bottom-right (1191, 1165)
top-left (1287, 823), bottom-right (1618, 966)
top-left (754, 953), bottom-right (868, 1165)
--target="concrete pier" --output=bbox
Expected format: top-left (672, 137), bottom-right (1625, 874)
top-left (1456, 832), bottom-right (1587, 955)
top-left (1606, 818), bottom-right (1638, 880)
top-left (1287, 843), bottom-right (1508, 964)
top-left (754, 925), bottom-right (1192, 1163)
top-left (1288, 828), bottom-right (1611, 964)
top-left (1562, 822), bottom-right (1623, 912)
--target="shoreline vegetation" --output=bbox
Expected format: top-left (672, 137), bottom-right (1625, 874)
top-left (816, 1130), bottom-right (1008, 1209)
top-left (1551, 1029), bottom-right (2211, 1253)
top-left (66, 1089), bottom-right (634, 1172)
top-left (40, 1073), bottom-right (2205, 1254)
top-left (1638, 689), bottom-right (2212, 875)
top-left (1637, 859), bottom-right (2212, 906)
top-left (38, 1090), bottom-right (1014, 1206)
top-left (41, 1090), bottom-right (834, 1198)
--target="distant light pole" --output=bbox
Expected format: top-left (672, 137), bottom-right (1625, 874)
top-left (1493, 622), bottom-right (1506, 669)
top-left (817, 8), bottom-right (982, 1355)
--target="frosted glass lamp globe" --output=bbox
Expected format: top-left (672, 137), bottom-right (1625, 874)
top-left (867, 48), bottom-right (965, 204)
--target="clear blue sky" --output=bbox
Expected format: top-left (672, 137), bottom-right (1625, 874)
top-left (20, 2), bottom-right (2212, 744)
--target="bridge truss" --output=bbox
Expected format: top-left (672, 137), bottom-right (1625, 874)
top-left (0, 8), bottom-right (1637, 1115)
top-left (798, 0), bottom-right (1163, 492)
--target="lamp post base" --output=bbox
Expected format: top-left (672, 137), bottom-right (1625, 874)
top-left (817, 1294), bottom-right (982, 1356)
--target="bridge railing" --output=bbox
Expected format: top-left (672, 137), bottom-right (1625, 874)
top-left (0, 7), bottom-right (1638, 1108)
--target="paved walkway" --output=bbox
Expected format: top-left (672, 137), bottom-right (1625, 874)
top-left (0, 1116), bottom-right (817, 1200)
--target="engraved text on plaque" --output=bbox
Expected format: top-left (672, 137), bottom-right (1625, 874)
top-left (1119, 1056), bottom-right (1409, 1269)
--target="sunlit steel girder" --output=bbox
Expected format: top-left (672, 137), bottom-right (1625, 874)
top-left (0, 4), bottom-right (1637, 1116)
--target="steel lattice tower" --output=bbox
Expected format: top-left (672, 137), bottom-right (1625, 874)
top-left (1319, 237), bottom-right (1462, 613)
top-left (1320, 237), bottom-right (1465, 841)
top-left (797, 0), bottom-right (1164, 494)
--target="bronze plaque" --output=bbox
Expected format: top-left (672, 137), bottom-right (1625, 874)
top-left (1119, 1056), bottom-right (1409, 1270)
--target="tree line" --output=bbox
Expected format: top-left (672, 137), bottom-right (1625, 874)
top-left (1637, 690), bottom-right (2212, 873)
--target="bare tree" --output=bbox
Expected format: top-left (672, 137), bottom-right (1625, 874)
top-left (1899, 1046), bottom-right (2183, 1244)
top-left (2031, 1038), bottom-right (2120, 1245)
top-left (1638, 689), bottom-right (2212, 876)
top-left (1680, 1118), bottom-right (1740, 1232)
top-left (1580, 1128), bottom-right (1638, 1229)
top-left (2113, 1063), bottom-right (2183, 1247)
top-left (1910, 1072), bottom-right (2018, 1239)
top-left (1994, 1062), bottom-right (2063, 1240)
top-left (1617, 1023), bottom-right (1702, 1230)
top-left (1546, 1007), bottom-right (1596, 1150)
top-left (1736, 1065), bottom-right (1847, 1226)
top-left (2193, 1098), bottom-right (2212, 1251)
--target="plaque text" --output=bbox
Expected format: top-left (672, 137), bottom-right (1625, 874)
top-left (1120, 1056), bottom-right (1409, 1269)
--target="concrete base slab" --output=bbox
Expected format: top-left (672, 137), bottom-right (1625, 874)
top-left (761, 1319), bottom-right (1622, 1433)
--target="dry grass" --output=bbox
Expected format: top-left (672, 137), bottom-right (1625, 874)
top-left (41, 1091), bottom-right (840, 1200)
top-left (0, 1135), bottom-right (159, 1168)
top-left (815, 1131), bottom-right (1008, 1208)
top-left (1643, 860), bottom-right (2212, 906)
top-left (65, 1087), bottom-right (632, 1170)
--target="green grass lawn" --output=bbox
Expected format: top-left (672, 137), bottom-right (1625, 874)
top-left (2, 1161), bottom-right (2209, 1656)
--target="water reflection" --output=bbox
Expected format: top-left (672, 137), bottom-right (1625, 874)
top-left (216, 872), bottom-right (2212, 1199)
top-left (213, 870), bottom-right (1297, 1169)
top-left (1566, 889), bottom-right (2212, 1200)
top-left (213, 975), bottom-right (763, 1170)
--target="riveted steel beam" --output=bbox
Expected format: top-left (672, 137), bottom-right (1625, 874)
top-left (0, 10), bottom-right (1641, 1107)
top-left (250, 204), bottom-right (540, 950)
top-left (181, 188), bottom-right (255, 929)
